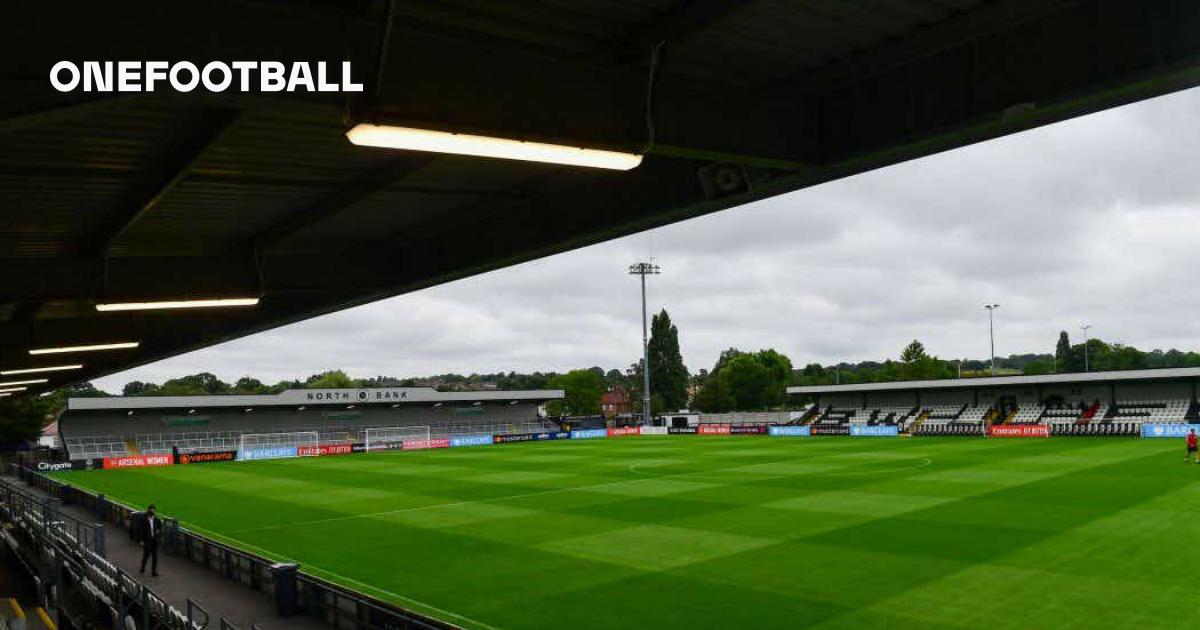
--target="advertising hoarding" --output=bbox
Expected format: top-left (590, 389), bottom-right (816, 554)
top-left (104, 454), bottom-right (174, 468)
top-left (850, 425), bottom-right (899, 437)
top-left (988, 425), bottom-right (1050, 438)
top-left (1141, 423), bottom-right (1200, 438)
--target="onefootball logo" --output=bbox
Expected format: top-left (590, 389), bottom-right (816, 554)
top-left (49, 61), bottom-right (363, 94)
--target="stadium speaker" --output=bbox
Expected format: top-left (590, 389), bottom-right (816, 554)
top-left (697, 162), bottom-right (752, 200)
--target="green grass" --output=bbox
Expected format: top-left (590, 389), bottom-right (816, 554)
top-left (53, 436), bottom-right (1200, 629)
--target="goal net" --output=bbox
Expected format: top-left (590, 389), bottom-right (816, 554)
top-left (364, 426), bottom-right (431, 452)
top-left (238, 431), bottom-right (319, 461)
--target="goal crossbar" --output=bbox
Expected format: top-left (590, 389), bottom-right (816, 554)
top-left (364, 426), bottom-right (431, 452)
top-left (238, 431), bottom-right (319, 461)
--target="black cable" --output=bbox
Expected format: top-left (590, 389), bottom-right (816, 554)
top-left (643, 40), bottom-right (667, 155)
top-left (373, 0), bottom-right (398, 110)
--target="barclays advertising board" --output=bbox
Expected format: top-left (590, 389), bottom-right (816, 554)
top-left (571, 429), bottom-right (607, 440)
top-left (768, 425), bottom-right (811, 437)
top-left (239, 446), bottom-right (298, 461)
top-left (849, 425), bottom-right (899, 437)
top-left (1141, 424), bottom-right (1200, 438)
top-left (450, 434), bottom-right (494, 447)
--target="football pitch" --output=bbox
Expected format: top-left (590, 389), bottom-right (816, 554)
top-left (54, 436), bottom-right (1200, 629)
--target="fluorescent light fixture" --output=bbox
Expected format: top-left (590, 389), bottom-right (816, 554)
top-left (0, 387), bottom-right (27, 394)
top-left (346, 124), bottom-right (643, 171)
top-left (30, 342), bottom-right (139, 355)
top-left (0, 364), bottom-right (83, 376)
top-left (0, 393), bottom-right (10, 398)
top-left (0, 379), bottom-right (49, 387)
top-left (95, 297), bottom-right (259, 312)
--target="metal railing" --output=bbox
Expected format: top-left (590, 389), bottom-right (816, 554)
top-left (16, 466), bottom-right (458, 630)
top-left (66, 419), bottom-right (559, 459)
top-left (1, 475), bottom-right (209, 629)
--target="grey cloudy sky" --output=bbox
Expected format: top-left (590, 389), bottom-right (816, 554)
top-left (93, 87), bottom-right (1200, 392)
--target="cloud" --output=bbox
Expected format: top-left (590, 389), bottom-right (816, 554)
top-left (92, 87), bottom-right (1200, 392)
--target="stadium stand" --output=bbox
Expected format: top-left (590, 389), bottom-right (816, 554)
top-left (788, 368), bottom-right (1200, 437)
top-left (1007, 403), bottom-right (1045, 424)
top-left (698, 411), bottom-right (806, 426)
top-left (1104, 398), bottom-right (1190, 423)
top-left (814, 406), bottom-right (857, 425)
top-left (59, 388), bottom-right (561, 460)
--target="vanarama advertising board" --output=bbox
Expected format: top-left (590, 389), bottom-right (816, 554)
top-left (176, 450), bottom-right (237, 464)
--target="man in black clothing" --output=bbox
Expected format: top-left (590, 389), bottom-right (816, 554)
top-left (135, 504), bottom-right (162, 576)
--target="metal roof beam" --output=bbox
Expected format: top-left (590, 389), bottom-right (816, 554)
top-left (596, 0), bottom-right (752, 66)
top-left (777, 0), bottom-right (1091, 97)
top-left (251, 154), bottom-right (438, 252)
top-left (79, 107), bottom-right (243, 256)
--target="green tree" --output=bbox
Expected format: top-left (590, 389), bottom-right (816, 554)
top-left (901, 340), bottom-right (928, 364)
top-left (603, 369), bottom-right (627, 390)
top-left (647, 310), bottom-right (690, 412)
top-left (718, 354), bottom-right (772, 410)
top-left (268, 379), bottom-right (304, 393)
top-left (123, 380), bottom-right (157, 396)
top-left (1055, 331), bottom-right (1079, 372)
top-left (232, 377), bottom-right (269, 394)
top-left (692, 348), bottom-right (793, 412)
top-left (157, 372), bottom-right (230, 396)
top-left (0, 396), bottom-right (53, 448)
top-left (546, 369), bottom-right (605, 416)
top-left (754, 349), bottom-right (793, 406)
top-left (305, 370), bottom-right (357, 389)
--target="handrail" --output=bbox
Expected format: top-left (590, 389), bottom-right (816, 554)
top-left (17, 466), bottom-right (458, 630)
top-left (0, 475), bottom-right (205, 630)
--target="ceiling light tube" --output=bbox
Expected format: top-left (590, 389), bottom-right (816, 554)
top-left (30, 342), bottom-right (139, 355)
top-left (1, 364), bottom-right (84, 376)
top-left (0, 379), bottom-right (49, 387)
top-left (0, 387), bottom-right (28, 394)
top-left (95, 297), bottom-right (260, 312)
top-left (346, 124), bottom-right (643, 171)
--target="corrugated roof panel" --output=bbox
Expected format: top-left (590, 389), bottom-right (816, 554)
top-left (195, 108), bottom-right (391, 186)
top-left (113, 180), bottom-right (335, 256)
top-left (664, 0), bottom-right (986, 86)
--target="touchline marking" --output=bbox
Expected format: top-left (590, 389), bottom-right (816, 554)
top-left (181, 522), bottom-right (501, 630)
top-left (230, 448), bottom-right (936, 534)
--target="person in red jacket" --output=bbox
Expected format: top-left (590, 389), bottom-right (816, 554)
top-left (1187, 429), bottom-right (1198, 464)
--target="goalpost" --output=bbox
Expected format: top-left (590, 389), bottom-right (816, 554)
top-left (364, 426), bottom-right (431, 452)
top-left (238, 431), bottom-right (319, 461)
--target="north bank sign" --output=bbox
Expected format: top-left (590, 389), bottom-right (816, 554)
top-left (280, 389), bottom-right (426, 404)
